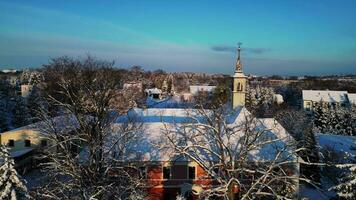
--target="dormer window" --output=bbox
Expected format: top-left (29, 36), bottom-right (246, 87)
top-left (163, 166), bottom-right (171, 179)
top-left (188, 166), bottom-right (196, 179)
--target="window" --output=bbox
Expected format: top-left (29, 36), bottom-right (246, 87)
top-left (24, 139), bottom-right (31, 147)
top-left (139, 166), bottom-right (147, 179)
top-left (8, 139), bottom-right (14, 147)
top-left (163, 166), bottom-right (171, 179)
top-left (188, 166), bottom-right (196, 179)
top-left (237, 83), bottom-right (240, 91)
top-left (305, 102), bottom-right (312, 111)
top-left (41, 140), bottom-right (47, 147)
top-left (213, 167), bottom-right (220, 176)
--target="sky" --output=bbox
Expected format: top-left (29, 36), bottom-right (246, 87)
top-left (0, 0), bottom-right (355, 75)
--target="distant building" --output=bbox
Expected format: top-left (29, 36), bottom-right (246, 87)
top-left (1, 69), bottom-right (18, 73)
top-left (189, 85), bottom-right (216, 95)
top-left (21, 84), bottom-right (33, 98)
top-left (180, 92), bottom-right (193, 102)
top-left (123, 81), bottom-right (143, 92)
top-left (145, 88), bottom-right (163, 99)
top-left (302, 90), bottom-right (355, 111)
top-left (348, 93), bottom-right (356, 105)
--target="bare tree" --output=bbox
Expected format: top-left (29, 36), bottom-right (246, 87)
top-left (159, 105), bottom-right (304, 200)
top-left (32, 56), bottom-right (145, 199)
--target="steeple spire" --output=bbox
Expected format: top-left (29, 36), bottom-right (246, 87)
top-left (235, 42), bottom-right (242, 73)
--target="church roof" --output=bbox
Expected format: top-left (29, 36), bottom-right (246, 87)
top-left (107, 107), bottom-right (296, 162)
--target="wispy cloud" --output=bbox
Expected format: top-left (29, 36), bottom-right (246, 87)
top-left (211, 45), bottom-right (236, 52)
top-left (211, 45), bottom-right (272, 54)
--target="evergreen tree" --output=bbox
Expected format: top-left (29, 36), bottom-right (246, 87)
top-left (0, 92), bottom-right (11, 132)
top-left (331, 164), bottom-right (356, 199)
top-left (313, 103), bottom-right (328, 133)
top-left (313, 103), bottom-right (355, 136)
top-left (0, 145), bottom-right (29, 199)
top-left (11, 97), bottom-right (30, 128)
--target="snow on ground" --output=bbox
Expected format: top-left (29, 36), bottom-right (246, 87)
top-left (315, 133), bottom-right (356, 162)
top-left (146, 96), bottom-right (192, 108)
top-left (299, 184), bottom-right (336, 200)
top-left (22, 169), bottom-right (47, 189)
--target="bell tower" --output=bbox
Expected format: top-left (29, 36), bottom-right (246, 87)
top-left (232, 43), bottom-right (247, 109)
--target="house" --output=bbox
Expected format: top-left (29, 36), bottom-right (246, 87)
top-left (102, 105), bottom-right (299, 200)
top-left (0, 115), bottom-right (79, 169)
top-left (302, 90), bottom-right (351, 112)
top-left (123, 81), bottom-right (143, 92)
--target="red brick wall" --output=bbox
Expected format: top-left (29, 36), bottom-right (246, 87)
top-left (145, 162), bottom-right (212, 200)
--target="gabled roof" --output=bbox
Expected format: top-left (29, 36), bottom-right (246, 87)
top-left (1, 115), bottom-right (79, 136)
top-left (111, 107), bottom-right (296, 162)
top-left (302, 90), bottom-right (348, 103)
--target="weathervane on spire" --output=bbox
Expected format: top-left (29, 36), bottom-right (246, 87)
top-left (235, 42), bottom-right (243, 73)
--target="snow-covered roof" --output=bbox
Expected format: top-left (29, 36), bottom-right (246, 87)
top-left (111, 107), bottom-right (296, 162)
top-left (146, 96), bottom-right (191, 108)
top-left (10, 148), bottom-right (34, 158)
top-left (348, 93), bottom-right (356, 105)
top-left (189, 85), bottom-right (216, 95)
top-left (2, 115), bottom-right (79, 136)
top-left (145, 88), bottom-right (162, 94)
top-left (273, 94), bottom-right (284, 104)
top-left (315, 133), bottom-right (356, 163)
top-left (302, 90), bottom-right (348, 103)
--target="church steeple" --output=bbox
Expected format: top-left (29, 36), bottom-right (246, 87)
top-left (235, 42), bottom-right (242, 73)
top-left (232, 42), bottom-right (247, 109)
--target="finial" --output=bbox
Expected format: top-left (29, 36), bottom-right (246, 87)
top-left (235, 42), bottom-right (243, 72)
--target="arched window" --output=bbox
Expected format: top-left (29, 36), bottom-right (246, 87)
top-left (237, 83), bottom-right (240, 91)
top-left (240, 85), bottom-right (243, 91)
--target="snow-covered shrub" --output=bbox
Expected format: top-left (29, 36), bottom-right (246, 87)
top-left (175, 194), bottom-right (186, 200)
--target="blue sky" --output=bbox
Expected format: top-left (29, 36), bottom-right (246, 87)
top-left (0, 0), bottom-right (355, 75)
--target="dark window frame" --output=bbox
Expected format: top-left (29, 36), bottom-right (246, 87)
top-left (24, 139), bottom-right (31, 147)
top-left (188, 166), bottom-right (196, 180)
top-left (163, 166), bottom-right (171, 179)
top-left (8, 139), bottom-right (15, 147)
